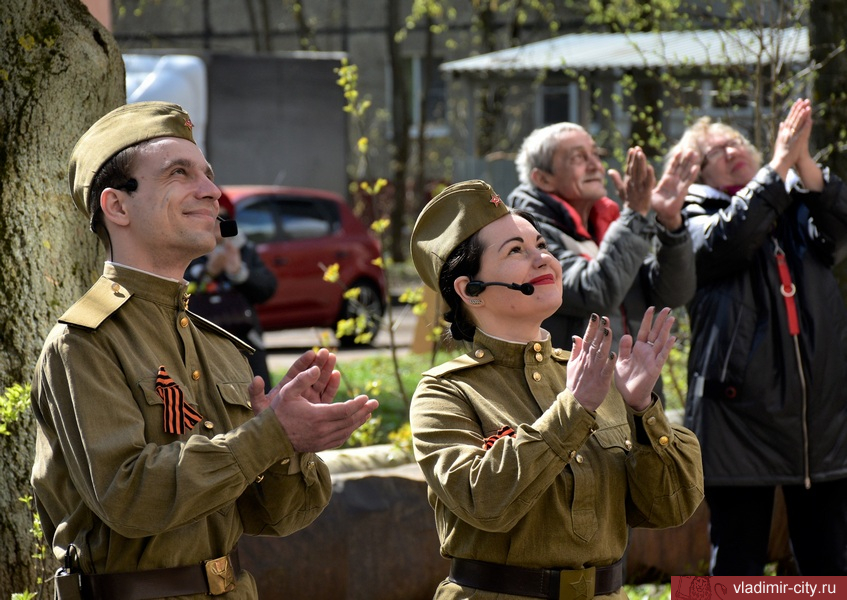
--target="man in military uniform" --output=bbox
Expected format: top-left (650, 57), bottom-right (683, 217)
top-left (30, 101), bottom-right (378, 599)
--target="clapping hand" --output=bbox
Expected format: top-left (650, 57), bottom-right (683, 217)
top-left (614, 307), bottom-right (675, 411)
top-left (567, 314), bottom-right (617, 412)
top-left (772, 98), bottom-right (823, 192)
top-left (249, 348), bottom-right (379, 452)
top-left (608, 146), bottom-right (655, 217)
top-left (652, 149), bottom-right (699, 230)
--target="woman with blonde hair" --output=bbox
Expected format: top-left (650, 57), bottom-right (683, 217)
top-left (671, 99), bottom-right (847, 575)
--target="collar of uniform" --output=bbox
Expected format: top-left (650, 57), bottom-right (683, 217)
top-left (472, 328), bottom-right (556, 369)
top-left (104, 262), bottom-right (189, 310)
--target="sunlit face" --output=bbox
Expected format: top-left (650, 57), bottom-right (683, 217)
top-left (698, 132), bottom-right (759, 191)
top-left (535, 129), bottom-right (607, 203)
top-left (461, 214), bottom-right (563, 337)
top-left (119, 137), bottom-right (221, 265)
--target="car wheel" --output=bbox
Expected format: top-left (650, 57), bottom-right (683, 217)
top-left (337, 281), bottom-right (385, 348)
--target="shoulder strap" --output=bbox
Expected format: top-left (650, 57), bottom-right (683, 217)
top-left (423, 352), bottom-right (492, 377)
top-left (59, 278), bottom-right (132, 330)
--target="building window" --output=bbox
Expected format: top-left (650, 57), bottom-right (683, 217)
top-left (539, 84), bottom-right (578, 125)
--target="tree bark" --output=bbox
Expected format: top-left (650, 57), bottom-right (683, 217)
top-left (810, 0), bottom-right (847, 299)
top-left (0, 0), bottom-right (125, 594)
top-left (387, 0), bottom-right (410, 261)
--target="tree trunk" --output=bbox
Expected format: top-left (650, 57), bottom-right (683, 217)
top-left (810, 0), bottom-right (847, 299)
top-left (0, 0), bottom-right (125, 594)
top-left (387, 0), bottom-right (410, 261)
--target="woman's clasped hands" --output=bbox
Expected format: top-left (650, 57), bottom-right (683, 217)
top-left (566, 306), bottom-right (676, 413)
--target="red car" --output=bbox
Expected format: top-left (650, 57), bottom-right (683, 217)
top-left (222, 185), bottom-right (387, 346)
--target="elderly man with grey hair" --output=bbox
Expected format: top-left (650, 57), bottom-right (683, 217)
top-left (507, 122), bottom-right (699, 378)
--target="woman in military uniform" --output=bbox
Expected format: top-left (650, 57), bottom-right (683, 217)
top-left (409, 180), bottom-right (704, 600)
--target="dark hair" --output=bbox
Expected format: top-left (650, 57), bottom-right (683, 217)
top-left (88, 144), bottom-right (142, 236)
top-left (439, 232), bottom-right (484, 342)
top-left (438, 209), bottom-right (538, 342)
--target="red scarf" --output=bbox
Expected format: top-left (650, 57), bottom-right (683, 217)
top-left (550, 194), bottom-right (621, 244)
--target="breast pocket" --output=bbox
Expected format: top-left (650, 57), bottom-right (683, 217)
top-left (593, 423), bottom-right (630, 454)
top-left (216, 381), bottom-right (254, 425)
top-left (137, 374), bottom-right (203, 442)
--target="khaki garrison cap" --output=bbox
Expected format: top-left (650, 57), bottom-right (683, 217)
top-left (68, 101), bottom-right (196, 218)
top-left (410, 179), bottom-right (509, 291)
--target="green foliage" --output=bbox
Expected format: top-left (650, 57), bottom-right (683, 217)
top-left (272, 350), bottom-right (460, 447)
top-left (307, 311), bottom-right (689, 449)
top-left (0, 382), bottom-right (31, 436)
top-left (575, 0), bottom-right (819, 162)
top-left (660, 309), bottom-right (691, 412)
top-left (344, 415), bottom-right (383, 448)
top-left (14, 494), bottom-right (49, 599)
top-left (388, 422), bottom-right (413, 457)
top-left (624, 583), bottom-right (672, 600)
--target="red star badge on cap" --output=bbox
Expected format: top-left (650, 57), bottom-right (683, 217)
top-left (490, 193), bottom-right (502, 206)
top-left (185, 119), bottom-right (194, 129)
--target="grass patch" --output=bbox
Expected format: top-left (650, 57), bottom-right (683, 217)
top-left (624, 583), bottom-right (671, 599)
top-left (272, 348), bottom-right (463, 447)
top-left (330, 349), bottom-right (461, 445)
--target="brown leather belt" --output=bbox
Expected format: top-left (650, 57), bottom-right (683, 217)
top-left (449, 556), bottom-right (624, 600)
top-left (79, 547), bottom-right (241, 599)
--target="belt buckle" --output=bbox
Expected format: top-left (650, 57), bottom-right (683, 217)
top-left (204, 554), bottom-right (236, 595)
top-left (558, 566), bottom-right (595, 600)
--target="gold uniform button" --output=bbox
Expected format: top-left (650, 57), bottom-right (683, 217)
top-left (307, 461), bottom-right (316, 470)
top-left (568, 450), bottom-right (577, 459)
top-left (575, 454), bottom-right (584, 464)
top-left (192, 370), bottom-right (200, 380)
top-left (179, 316), bottom-right (189, 328)
top-left (281, 457), bottom-right (291, 465)
top-left (647, 416), bottom-right (657, 425)
top-left (625, 440), bottom-right (633, 450)
top-left (203, 421), bottom-right (214, 430)
top-left (533, 342), bottom-right (542, 352)
top-left (535, 353), bottom-right (544, 362)
top-left (475, 349), bottom-right (485, 358)
top-left (554, 348), bottom-right (562, 356)
top-left (111, 282), bottom-right (121, 293)
top-left (532, 372), bottom-right (542, 382)
top-left (255, 474), bottom-right (265, 484)
top-left (659, 435), bottom-right (669, 446)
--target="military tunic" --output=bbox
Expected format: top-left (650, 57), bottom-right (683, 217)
top-left (411, 330), bottom-right (704, 600)
top-left (31, 263), bottom-right (332, 599)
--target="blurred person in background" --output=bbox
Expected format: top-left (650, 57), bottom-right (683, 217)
top-left (507, 123), bottom-right (700, 359)
top-left (670, 98), bottom-right (847, 575)
top-left (186, 191), bottom-right (277, 392)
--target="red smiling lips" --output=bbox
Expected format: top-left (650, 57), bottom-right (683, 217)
top-left (530, 274), bottom-right (556, 286)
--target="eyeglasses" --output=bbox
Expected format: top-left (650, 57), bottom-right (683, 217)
top-left (701, 139), bottom-right (742, 168)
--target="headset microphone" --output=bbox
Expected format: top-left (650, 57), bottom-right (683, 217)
top-left (217, 216), bottom-right (239, 238)
top-left (466, 281), bottom-right (535, 296)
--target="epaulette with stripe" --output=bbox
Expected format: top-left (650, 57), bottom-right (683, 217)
top-left (59, 278), bottom-right (132, 330)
